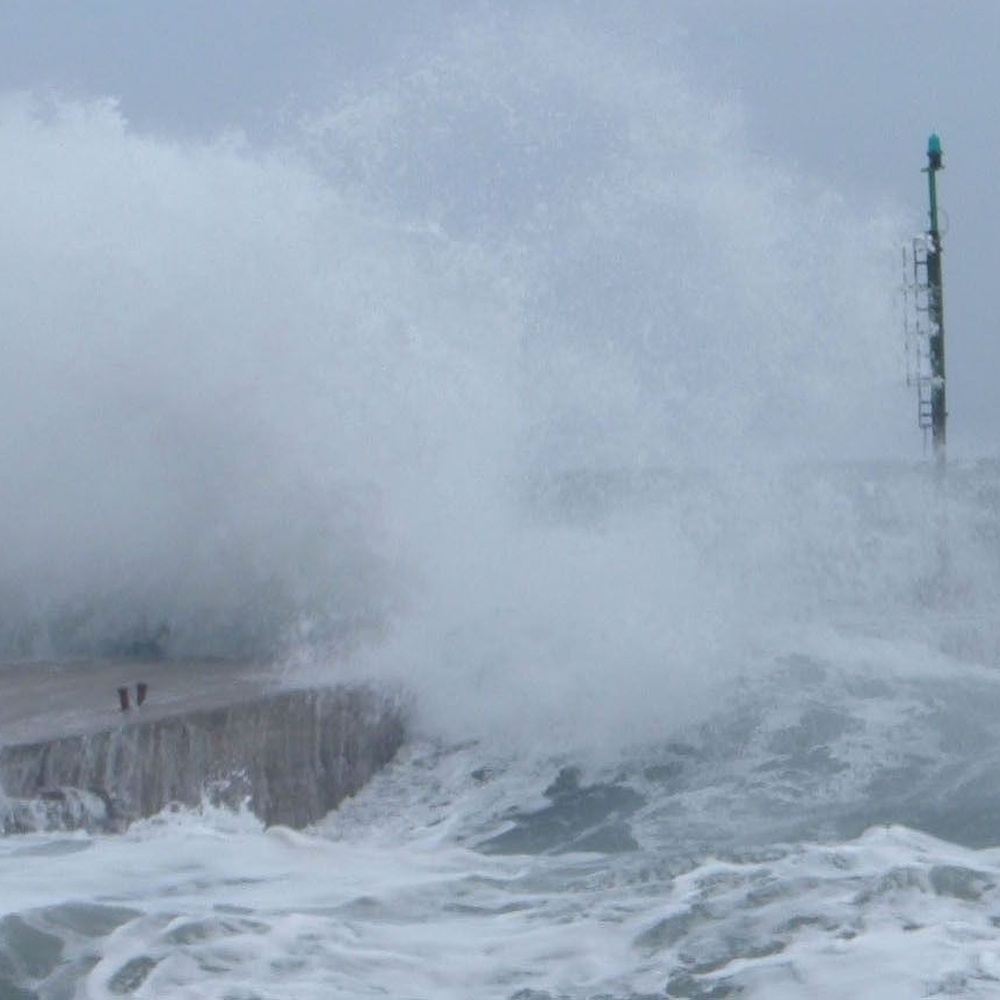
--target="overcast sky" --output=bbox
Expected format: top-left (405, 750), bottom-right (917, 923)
top-left (0, 1), bottom-right (995, 456)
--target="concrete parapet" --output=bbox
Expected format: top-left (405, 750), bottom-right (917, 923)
top-left (0, 663), bottom-right (406, 833)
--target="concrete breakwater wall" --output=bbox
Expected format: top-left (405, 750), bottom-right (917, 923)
top-left (0, 662), bottom-right (406, 834)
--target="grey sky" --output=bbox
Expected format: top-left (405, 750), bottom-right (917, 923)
top-left (673, 1), bottom-right (1000, 454)
top-left (0, 1), bottom-right (995, 455)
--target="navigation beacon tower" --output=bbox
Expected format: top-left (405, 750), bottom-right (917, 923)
top-left (903, 133), bottom-right (948, 465)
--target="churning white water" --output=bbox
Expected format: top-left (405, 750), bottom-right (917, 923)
top-left (2, 7), bottom-right (998, 998)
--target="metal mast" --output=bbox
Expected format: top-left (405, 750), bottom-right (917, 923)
top-left (924, 132), bottom-right (947, 465)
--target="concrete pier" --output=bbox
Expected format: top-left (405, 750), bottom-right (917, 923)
top-left (0, 660), bottom-right (406, 833)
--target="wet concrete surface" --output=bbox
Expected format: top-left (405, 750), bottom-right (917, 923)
top-left (0, 659), bottom-right (278, 746)
top-left (0, 660), bottom-right (407, 831)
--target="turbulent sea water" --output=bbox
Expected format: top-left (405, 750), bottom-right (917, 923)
top-left (1, 6), bottom-right (998, 998)
top-left (5, 465), bottom-right (1000, 999)
top-left (7, 690), bottom-right (1000, 1000)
